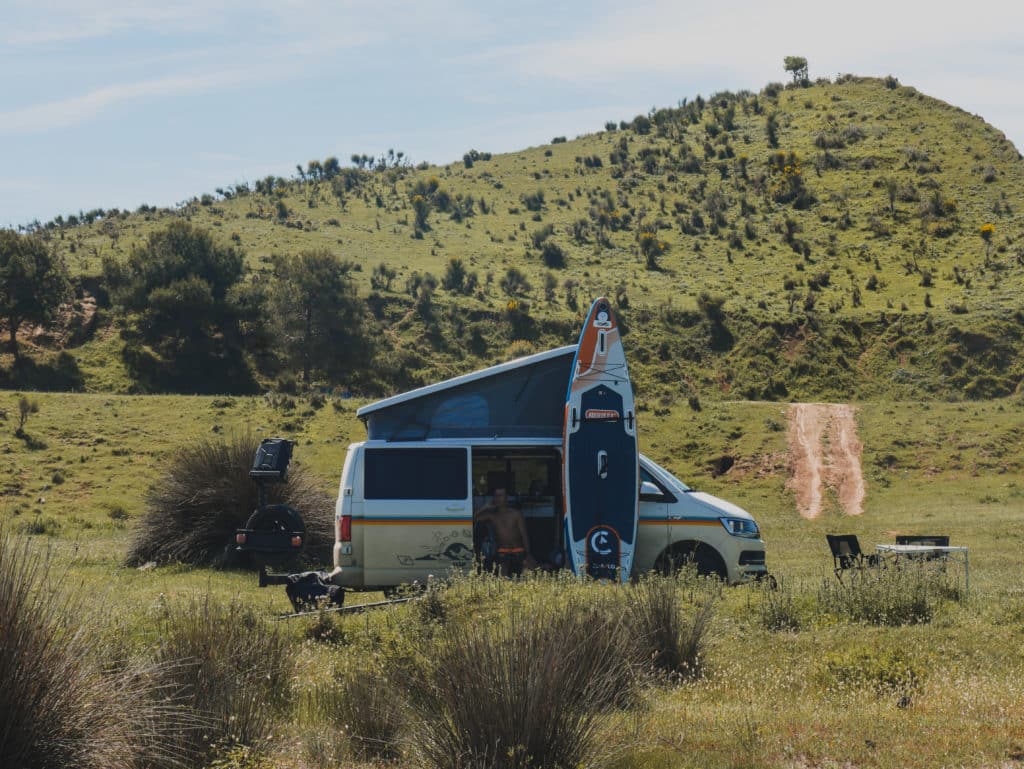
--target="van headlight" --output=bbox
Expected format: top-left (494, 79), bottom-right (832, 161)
top-left (720, 517), bottom-right (760, 538)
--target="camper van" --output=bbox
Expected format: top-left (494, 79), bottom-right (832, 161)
top-left (326, 346), bottom-right (767, 589)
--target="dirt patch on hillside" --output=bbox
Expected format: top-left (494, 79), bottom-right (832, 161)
top-left (786, 403), bottom-right (865, 519)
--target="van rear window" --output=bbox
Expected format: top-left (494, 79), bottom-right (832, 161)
top-left (364, 448), bottom-right (467, 500)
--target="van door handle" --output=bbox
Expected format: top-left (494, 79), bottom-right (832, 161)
top-left (446, 505), bottom-right (465, 511)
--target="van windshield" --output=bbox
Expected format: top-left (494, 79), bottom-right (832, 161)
top-left (639, 457), bottom-right (691, 493)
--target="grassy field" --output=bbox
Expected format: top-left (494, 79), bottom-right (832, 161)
top-left (2, 392), bottom-right (1022, 767)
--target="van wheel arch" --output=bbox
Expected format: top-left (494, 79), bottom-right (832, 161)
top-left (654, 540), bottom-right (727, 580)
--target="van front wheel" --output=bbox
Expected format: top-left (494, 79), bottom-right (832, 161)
top-left (655, 542), bottom-right (727, 580)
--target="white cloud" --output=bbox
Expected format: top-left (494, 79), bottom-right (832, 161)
top-left (4, 0), bottom-right (219, 45)
top-left (0, 70), bottom-right (255, 135)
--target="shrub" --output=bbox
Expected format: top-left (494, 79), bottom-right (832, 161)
top-left (520, 190), bottom-right (545, 212)
top-left (697, 291), bottom-right (727, 324)
top-left (540, 241), bottom-right (566, 269)
top-left (16, 395), bottom-right (38, 436)
top-left (0, 531), bottom-right (191, 769)
top-left (639, 230), bottom-right (669, 269)
top-left (530, 223), bottom-right (554, 248)
top-left (370, 262), bottom-right (396, 291)
top-left (500, 268), bottom-right (531, 297)
top-left (126, 431), bottom-right (333, 567)
top-left (404, 598), bottom-right (637, 769)
top-left (441, 258), bottom-right (467, 292)
top-left (150, 595), bottom-right (293, 765)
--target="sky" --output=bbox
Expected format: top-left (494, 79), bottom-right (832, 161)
top-left (2, 0), bottom-right (1022, 228)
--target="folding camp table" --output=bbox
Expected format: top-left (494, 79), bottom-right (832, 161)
top-left (875, 543), bottom-right (969, 595)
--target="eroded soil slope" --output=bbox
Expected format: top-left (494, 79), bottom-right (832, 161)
top-left (786, 403), bottom-right (865, 519)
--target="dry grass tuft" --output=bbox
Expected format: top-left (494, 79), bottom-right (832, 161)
top-left (625, 572), bottom-right (717, 680)
top-left (300, 661), bottom-right (408, 763)
top-left (404, 596), bottom-right (638, 769)
top-left (149, 594), bottom-right (294, 766)
top-left (0, 530), bottom-right (194, 769)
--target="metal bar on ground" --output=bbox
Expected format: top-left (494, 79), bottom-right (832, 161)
top-left (275, 595), bottom-right (418, 620)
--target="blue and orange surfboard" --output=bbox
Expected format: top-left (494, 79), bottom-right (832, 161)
top-left (562, 297), bottom-right (638, 581)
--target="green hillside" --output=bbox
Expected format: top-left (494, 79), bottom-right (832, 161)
top-left (12, 75), bottom-right (1024, 403)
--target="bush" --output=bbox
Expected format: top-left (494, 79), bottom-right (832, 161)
top-left (500, 268), bottom-right (532, 297)
top-left (540, 241), bottom-right (566, 269)
top-left (697, 291), bottom-right (727, 324)
top-left (404, 597), bottom-right (637, 769)
top-left (0, 531), bottom-right (190, 769)
top-left (150, 595), bottom-right (293, 765)
top-left (520, 190), bottom-right (545, 212)
top-left (126, 431), bottom-right (333, 568)
top-left (441, 258), bottom-right (467, 292)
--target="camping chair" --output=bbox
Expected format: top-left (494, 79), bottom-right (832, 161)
top-left (895, 535), bottom-right (950, 564)
top-left (826, 534), bottom-right (880, 581)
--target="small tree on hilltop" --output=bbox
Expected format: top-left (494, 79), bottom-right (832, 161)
top-left (0, 230), bottom-right (70, 359)
top-left (784, 56), bottom-right (809, 86)
top-left (980, 223), bottom-right (996, 264)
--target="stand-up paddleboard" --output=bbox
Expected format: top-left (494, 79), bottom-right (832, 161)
top-left (562, 297), bottom-right (638, 581)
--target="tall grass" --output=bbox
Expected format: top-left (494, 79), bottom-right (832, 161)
top-left (755, 576), bottom-right (804, 631)
top-left (625, 573), bottom-right (718, 680)
top-left (0, 530), bottom-right (192, 769)
top-left (126, 431), bottom-right (333, 567)
top-left (300, 661), bottom-right (408, 763)
top-left (404, 596), bottom-right (638, 769)
top-left (817, 563), bottom-right (955, 625)
top-left (150, 595), bottom-right (294, 766)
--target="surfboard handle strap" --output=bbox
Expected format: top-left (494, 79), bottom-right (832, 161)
top-left (577, 412), bottom-right (635, 426)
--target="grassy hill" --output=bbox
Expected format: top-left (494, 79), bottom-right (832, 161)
top-left (11, 74), bottom-right (1024, 405)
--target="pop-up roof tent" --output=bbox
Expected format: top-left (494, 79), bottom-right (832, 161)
top-left (357, 345), bottom-right (576, 441)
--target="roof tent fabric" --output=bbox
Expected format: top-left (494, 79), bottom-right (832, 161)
top-left (363, 348), bottom-right (575, 440)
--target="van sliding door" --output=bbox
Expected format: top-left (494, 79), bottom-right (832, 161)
top-left (360, 447), bottom-right (472, 586)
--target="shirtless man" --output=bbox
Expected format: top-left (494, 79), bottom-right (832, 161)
top-left (475, 487), bottom-right (536, 575)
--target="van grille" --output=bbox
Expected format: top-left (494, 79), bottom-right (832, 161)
top-left (739, 550), bottom-right (765, 566)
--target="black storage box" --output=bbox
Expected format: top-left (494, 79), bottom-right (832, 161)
top-left (249, 438), bottom-right (293, 482)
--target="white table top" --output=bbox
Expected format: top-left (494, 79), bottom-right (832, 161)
top-left (875, 544), bottom-right (968, 553)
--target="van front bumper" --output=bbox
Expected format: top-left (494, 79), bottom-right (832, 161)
top-left (733, 546), bottom-right (768, 582)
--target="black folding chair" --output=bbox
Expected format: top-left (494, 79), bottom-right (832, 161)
top-left (826, 534), bottom-right (880, 581)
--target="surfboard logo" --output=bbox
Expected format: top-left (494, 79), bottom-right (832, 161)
top-left (592, 309), bottom-right (612, 329)
top-left (584, 408), bottom-right (620, 420)
top-left (590, 527), bottom-right (615, 555)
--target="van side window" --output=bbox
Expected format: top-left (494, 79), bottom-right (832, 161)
top-left (639, 466), bottom-right (676, 503)
top-left (364, 448), bottom-right (467, 500)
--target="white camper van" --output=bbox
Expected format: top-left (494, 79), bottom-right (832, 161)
top-left (326, 346), bottom-right (767, 590)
